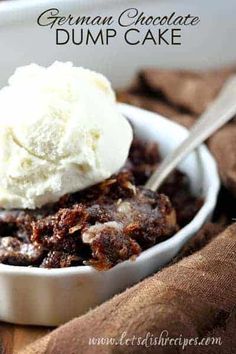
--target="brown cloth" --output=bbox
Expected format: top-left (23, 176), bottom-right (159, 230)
top-left (117, 67), bottom-right (235, 128)
top-left (138, 68), bottom-right (234, 115)
top-left (23, 223), bottom-right (236, 354)
top-left (209, 124), bottom-right (236, 197)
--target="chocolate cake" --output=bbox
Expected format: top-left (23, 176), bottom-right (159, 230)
top-left (0, 138), bottom-right (202, 270)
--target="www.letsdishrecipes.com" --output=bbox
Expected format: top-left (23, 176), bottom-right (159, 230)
top-left (88, 331), bottom-right (222, 350)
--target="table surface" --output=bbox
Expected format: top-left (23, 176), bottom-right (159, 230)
top-left (0, 323), bottom-right (50, 353)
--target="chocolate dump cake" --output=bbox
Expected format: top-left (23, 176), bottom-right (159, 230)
top-left (0, 138), bottom-right (202, 270)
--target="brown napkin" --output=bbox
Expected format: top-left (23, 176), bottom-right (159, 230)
top-left (117, 67), bottom-right (235, 129)
top-left (209, 124), bottom-right (236, 196)
top-left (138, 68), bottom-right (234, 115)
top-left (23, 223), bottom-right (236, 354)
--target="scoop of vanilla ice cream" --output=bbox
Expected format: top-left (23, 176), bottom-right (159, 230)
top-left (0, 61), bottom-right (133, 209)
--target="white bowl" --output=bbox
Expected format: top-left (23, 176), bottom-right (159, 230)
top-left (0, 104), bottom-right (220, 326)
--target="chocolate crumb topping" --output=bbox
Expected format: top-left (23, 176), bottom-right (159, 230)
top-left (0, 138), bottom-right (202, 270)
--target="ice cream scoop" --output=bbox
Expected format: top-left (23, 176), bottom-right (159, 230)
top-left (0, 62), bottom-right (133, 209)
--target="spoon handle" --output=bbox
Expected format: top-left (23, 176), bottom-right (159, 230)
top-left (145, 76), bottom-right (236, 191)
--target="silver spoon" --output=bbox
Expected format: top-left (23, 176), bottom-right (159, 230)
top-left (145, 76), bottom-right (236, 191)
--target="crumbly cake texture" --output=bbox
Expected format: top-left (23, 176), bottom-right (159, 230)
top-left (0, 138), bottom-right (202, 270)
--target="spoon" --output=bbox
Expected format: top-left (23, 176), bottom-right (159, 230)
top-left (145, 76), bottom-right (236, 191)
